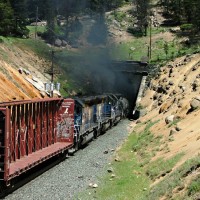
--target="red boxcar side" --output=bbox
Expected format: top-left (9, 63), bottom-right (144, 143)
top-left (0, 98), bottom-right (74, 184)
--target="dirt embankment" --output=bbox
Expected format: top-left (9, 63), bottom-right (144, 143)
top-left (0, 42), bottom-right (51, 101)
top-left (134, 53), bottom-right (200, 198)
top-left (140, 53), bottom-right (200, 162)
top-left (110, 4), bottom-right (200, 178)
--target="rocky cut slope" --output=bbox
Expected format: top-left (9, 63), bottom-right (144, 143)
top-left (140, 53), bottom-right (200, 160)
top-left (0, 38), bottom-right (53, 102)
top-left (136, 53), bottom-right (200, 198)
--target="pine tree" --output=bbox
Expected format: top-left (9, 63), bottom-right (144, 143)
top-left (9, 0), bottom-right (29, 36)
top-left (0, 1), bottom-right (14, 36)
top-left (133, 0), bottom-right (150, 35)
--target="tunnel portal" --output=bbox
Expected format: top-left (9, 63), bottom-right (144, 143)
top-left (111, 61), bottom-right (149, 118)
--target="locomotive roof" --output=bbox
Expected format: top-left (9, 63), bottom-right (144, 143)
top-left (74, 95), bottom-right (108, 107)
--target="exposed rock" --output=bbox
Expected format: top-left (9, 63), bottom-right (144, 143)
top-left (162, 77), bottom-right (168, 82)
top-left (152, 85), bottom-right (157, 91)
top-left (139, 108), bottom-right (147, 117)
top-left (115, 157), bottom-right (121, 162)
top-left (169, 80), bottom-right (174, 85)
top-left (18, 68), bottom-right (23, 74)
top-left (111, 174), bottom-right (116, 178)
top-left (168, 68), bottom-right (173, 77)
top-left (30, 21), bottom-right (47, 26)
top-left (89, 183), bottom-right (93, 187)
top-left (157, 86), bottom-right (167, 94)
top-left (107, 167), bottom-right (114, 173)
top-left (62, 40), bottom-right (68, 47)
top-left (23, 69), bottom-right (30, 75)
top-left (170, 27), bottom-right (180, 33)
top-left (169, 128), bottom-right (177, 136)
top-left (166, 85), bottom-right (171, 90)
top-left (175, 125), bottom-right (182, 131)
top-left (40, 91), bottom-right (46, 98)
top-left (165, 115), bottom-right (175, 124)
top-left (194, 96), bottom-right (200, 101)
top-left (152, 101), bottom-right (158, 110)
top-left (182, 86), bottom-right (186, 92)
top-left (192, 65), bottom-right (198, 71)
top-left (89, 183), bottom-right (98, 188)
top-left (190, 98), bottom-right (200, 110)
top-left (169, 89), bottom-right (177, 96)
top-left (172, 90), bottom-right (177, 95)
top-left (110, 149), bottom-right (115, 152)
top-left (136, 119), bottom-right (141, 124)
top-left (175, 126), bottom-right (182, 131)
top-left (192, 80), bottom-right (199, 91)
top-left (104, 150), bottom-right (109, 154)
top-left (153, 94), bottom-right (158, 100)
top-left (92, 183), bottom-right (98, 188)
top-left (159, 101), bottom-right (172, 113)
top-left (54, 39), bottom-right (62, 47)
top-left (177, 101), bottom-right (183, 108)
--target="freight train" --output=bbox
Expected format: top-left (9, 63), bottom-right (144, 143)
top-left (0, 94), bottom-right (129, 191)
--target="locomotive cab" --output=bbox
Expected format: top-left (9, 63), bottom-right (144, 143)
top-left (73, 96), bottom-right (103, 149)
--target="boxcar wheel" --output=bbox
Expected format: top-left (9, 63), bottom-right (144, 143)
top-left (93, 129), bottom-right (98, 139)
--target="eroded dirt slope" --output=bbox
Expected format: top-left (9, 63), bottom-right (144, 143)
top-left (134, 53), bottom-right (200, 198)
top-left (140, 53), bottom-right (200, 162)
top-left (0, 41), bottom-right (51, 101)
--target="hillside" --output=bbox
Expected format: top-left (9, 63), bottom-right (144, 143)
top-left (107, 3), bottom-right (200, 171)
top-left (135, 53), bottom-right (200, 198)
top-left (0, 2), bottom-right (200, 199)
top-left (140, 53), bottom-right (200, 163)
top-left (77, 4), bottom-right (200, 200)
top-left (0, 38), bottom-right (52, 101)
top-left (82, 54), bottom-right (200, 200)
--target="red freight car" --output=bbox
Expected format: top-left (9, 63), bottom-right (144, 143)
top-left (0, 98), bottom-right (74, 185)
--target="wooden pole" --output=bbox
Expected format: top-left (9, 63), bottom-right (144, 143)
top-left (149, 17), bottom-right (152, 60)
top-left (35, 6), bottom-right (38, 39)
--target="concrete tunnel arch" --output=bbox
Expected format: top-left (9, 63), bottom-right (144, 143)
top-left (111, 61), bottom-right (149, 119)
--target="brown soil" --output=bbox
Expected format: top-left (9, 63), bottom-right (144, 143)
top-left (0, 42), bottom-right (51, 101)
top-left (0, 4), bottom-right (199, 198)
top-left (106, 4), bottom-right (200, 198)
top-left (111, 3), bottom-right (200, 156)
top-left (135, 53), bottom-right (200, 198)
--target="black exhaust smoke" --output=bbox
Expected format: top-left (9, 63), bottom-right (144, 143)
top-left (55, 1), bottom-right (148, 116)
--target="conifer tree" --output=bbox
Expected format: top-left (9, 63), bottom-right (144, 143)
top-left (0, 1), bottom-right (14, 36)
top-left (10, 0), bottom-right (29, 36)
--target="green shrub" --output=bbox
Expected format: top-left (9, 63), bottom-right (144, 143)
top-left (180, 24), bottom-right (193, 32)
top-left (113, 11), bottom-right (126, 22)
top-left (188, 177), bottom-right (200, 196)
top-left (127, 27), bottom-right (143, 37)
top-left (145, 153), bottom-right (184, 181)
top-left (148, 156), bottom-right (200, 200)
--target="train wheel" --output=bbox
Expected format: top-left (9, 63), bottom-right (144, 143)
top-left (74, 142), bottom-right (79, 151)
top-left (69, 136), bottom-right (81, 154)
top-left (93, 129), bottom-right (98, 139)
top-left (0, 183), bottom-right (6, 198)
top-left (109, 120), bottom-right (113, 129)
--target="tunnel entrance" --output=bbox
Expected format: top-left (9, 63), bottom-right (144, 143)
top-left (111, 61), bottom-right (149, 119)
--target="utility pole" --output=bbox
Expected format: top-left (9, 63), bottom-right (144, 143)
top-left (50, 50), bottom-right (55, 97)
top-left (35, 6), bottom-right (38, 39)
top-left (51, 50), bottom-right (54, 83)
top-left (149, 17), bottom-right (152, 60)
top-left (44, 50), bottom-right (61, 97)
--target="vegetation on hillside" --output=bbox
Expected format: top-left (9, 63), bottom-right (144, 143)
top-left (0, 0), bottom-right (130, 38)
top-left (79, 121), bottom-right (198, 200)
top-left (0, 0), bottom-right (200, 199)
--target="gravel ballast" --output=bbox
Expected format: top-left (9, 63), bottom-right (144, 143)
top-left (4, 120), bottom-right (130, 200)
